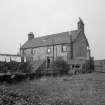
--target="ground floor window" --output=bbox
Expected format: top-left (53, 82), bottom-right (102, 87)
top-left (71, 64), bottom-right (80, 69)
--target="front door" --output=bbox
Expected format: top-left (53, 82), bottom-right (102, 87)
top-left (47, 56), bottom-right (53, 68)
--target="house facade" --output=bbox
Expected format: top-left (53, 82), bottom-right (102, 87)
top-left (20, 18), bottom-right (91, 71)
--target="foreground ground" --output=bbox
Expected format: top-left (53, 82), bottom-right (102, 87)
top-left (1, 72), bottom-right (105, 105)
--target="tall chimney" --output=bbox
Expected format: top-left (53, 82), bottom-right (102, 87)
top-left (77, 17), bottom-right (84, 33)
top-left (28, 32), bottom-right (34, 41)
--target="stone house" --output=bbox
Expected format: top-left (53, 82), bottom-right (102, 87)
top-left (20, 18), bottom-right (91, 71)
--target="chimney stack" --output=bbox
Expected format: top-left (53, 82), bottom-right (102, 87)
top-left (28, 32), bottom-right (34, 41)
top-left (77, 17), bottom-right (84, 33)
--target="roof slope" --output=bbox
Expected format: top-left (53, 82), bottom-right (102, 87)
top-left (21, 30), bottom-right (80, 49)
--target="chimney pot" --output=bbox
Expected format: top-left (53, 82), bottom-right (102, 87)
top-left (28, 32), bottom-right (34, 41)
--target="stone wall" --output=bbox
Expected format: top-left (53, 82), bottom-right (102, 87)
top-left (21, 44), bottom-right (68, 62)
top-left (20, 33), bottom-right (89, 64)
top-left (73, 33), bottom-right (88, 60)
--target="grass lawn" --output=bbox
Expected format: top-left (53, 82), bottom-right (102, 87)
top-left (1, 72), bottom-right (105, 105)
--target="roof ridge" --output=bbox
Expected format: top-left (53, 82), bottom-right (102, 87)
top-left (32, 30), bottom-right (78, 40)
top-left (33, 31), bottom-right (69, 39)
top-left (21, 30), bottom-right (79, 49)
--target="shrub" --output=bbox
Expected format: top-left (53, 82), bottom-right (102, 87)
top-left (19, 62), bottom-right (32, 73)
top-left (50, 57), bottom-right (70, 75)
top-left (0, 62), bottom-right (7, 73)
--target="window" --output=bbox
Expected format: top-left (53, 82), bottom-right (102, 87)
top-left (33, 48), bottom-right (36, 54)
top-left (62, 44), bottom-right (67, 52)
top-left (31, 48), bottom-right (33, 55)
top-left (47, 47), bottom-right (51, 54)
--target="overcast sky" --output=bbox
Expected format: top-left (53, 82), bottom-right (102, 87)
top-left (0, 0), bottom-right (105, 60)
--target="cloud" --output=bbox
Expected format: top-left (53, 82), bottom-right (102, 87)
top-left (0, 0), bottom-right (105, 59)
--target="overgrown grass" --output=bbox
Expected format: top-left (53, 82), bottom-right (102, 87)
top-left (1, 73), bottom-right (105, 105)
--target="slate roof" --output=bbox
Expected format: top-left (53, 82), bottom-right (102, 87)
top-left (21, 30), bottom-right (80, 49)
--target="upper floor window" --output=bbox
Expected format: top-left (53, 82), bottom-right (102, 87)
top-left (61, 44), bottom-right (67, 52)
top-left (31, 48), bottom-right (33, 55)
top-left (33, 48), bottom-right (36, 54)
top-left (47, 47), bottom-right (51, 54)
